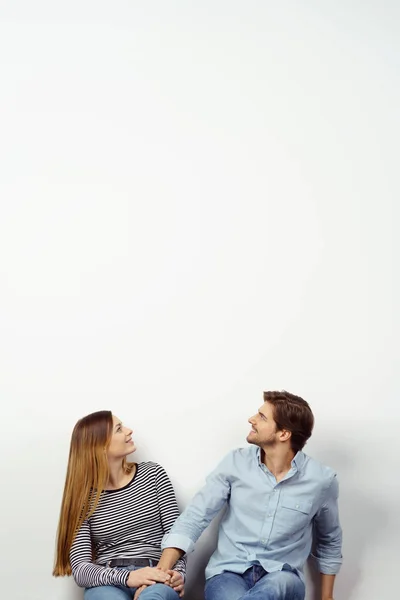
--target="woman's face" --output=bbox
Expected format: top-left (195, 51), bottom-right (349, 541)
top-left (107, 415), bottom-right (136, 459)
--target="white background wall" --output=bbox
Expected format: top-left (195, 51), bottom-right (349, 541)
top-left (0, 2), bottom-right (398, 599)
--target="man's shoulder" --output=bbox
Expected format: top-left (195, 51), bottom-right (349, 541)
top-left (301, 452), bottom-right (337, 483)
top-left (215, 445), bottom-right (257, 469)
top-left (223, 445), bottom-right (258, 468)
top-left (230, 445), bottom-right (258, 459)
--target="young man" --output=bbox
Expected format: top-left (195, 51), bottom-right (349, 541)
top-left (159, 391), bottom-right (342, 600)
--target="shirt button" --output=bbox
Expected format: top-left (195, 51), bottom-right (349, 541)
top-left (268, 513), bottom-right (272, 517)
top-left (296, 504), bottom-right (299, 508)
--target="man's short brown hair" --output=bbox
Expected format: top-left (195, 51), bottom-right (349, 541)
top-left (263, 390), bottom-right (314, 453)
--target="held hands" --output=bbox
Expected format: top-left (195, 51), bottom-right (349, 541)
top-left (165, 570), bottom-right (185, 597)
top-left (127, 566), bottom-right (171, 589)
top-left (128, 566), bottom-right (185, 599)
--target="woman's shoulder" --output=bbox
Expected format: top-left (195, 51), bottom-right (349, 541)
top-left (137, 460), bottom-right (165, 474)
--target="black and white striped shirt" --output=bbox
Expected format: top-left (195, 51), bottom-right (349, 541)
top-left (70, 462), bottom-right (186, 588)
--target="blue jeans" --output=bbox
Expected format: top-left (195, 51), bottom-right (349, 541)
top-left (84, 565), bottom-right (180, 600)
top-left (205, 564), bottom-right (305, 600)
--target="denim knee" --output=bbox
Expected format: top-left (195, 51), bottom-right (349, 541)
top-left (251, 570), bottom-right (305, 600)
top-left (84, 585), bottom-right (131, 600)
top-left (139, 583), bottom-right (179, 600)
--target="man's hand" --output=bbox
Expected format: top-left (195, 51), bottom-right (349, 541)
top-left (127, 567), bottom-right (170, 588)
top-left (165, 570), bottom-right (185, 597)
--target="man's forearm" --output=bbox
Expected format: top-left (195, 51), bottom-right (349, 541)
top-left (157, 548), bottom-right (184, 571)
top-left (321, 573), bottom-right (336, 600)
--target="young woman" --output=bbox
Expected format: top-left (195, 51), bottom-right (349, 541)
top-left (53, 410), bottom-right (186, 600)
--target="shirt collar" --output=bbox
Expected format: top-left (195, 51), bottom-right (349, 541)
top-left (256, 447), bottom-right (306, 472)
top-left (291, 450), bottom-right (305, 470)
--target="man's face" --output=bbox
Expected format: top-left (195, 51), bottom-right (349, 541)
top-left (247, 401), bottom-right (280, 447)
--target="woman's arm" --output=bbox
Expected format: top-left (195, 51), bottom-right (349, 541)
top-left (70, 519), bottom-right (130, 588)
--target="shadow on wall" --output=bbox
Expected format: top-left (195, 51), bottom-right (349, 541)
top-left (305, 441), bottom-right (388, 600)
top-left (184, 514), bottom-right (223, 600)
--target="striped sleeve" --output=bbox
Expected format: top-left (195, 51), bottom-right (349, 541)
top-left (69, 518), bottom-right (130, 588)
top-left (155, 464), bottom-right (187, 578)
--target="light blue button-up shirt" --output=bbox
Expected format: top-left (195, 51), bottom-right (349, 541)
top-left (162, 446), bottom-right (342, 582)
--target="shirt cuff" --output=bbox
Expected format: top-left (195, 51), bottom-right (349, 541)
top-left (161, 533), bottom-right (195, 554)
top-left (119, 570), bottom-right (130, 586)
top-left (173, 566), bottom-right (186, 581)
top-left (311, 553), bottom-right (342, 575)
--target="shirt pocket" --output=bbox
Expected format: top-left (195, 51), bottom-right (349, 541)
top-left (274, 498), bottom-right (313, 540)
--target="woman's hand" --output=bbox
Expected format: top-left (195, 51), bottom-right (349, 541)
top-left (133, 585), bottom-right (147, 599)
top-left (165, 570), bottom-right (185, 597)
top-left (127, 567), bottom-right (170, 588)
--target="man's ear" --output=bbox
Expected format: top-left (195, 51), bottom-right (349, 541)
top-left (278, 429), bottom-right (292, 443)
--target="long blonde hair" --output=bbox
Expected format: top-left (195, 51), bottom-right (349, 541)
top-left (53, 410), bottom-right (133, 576)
